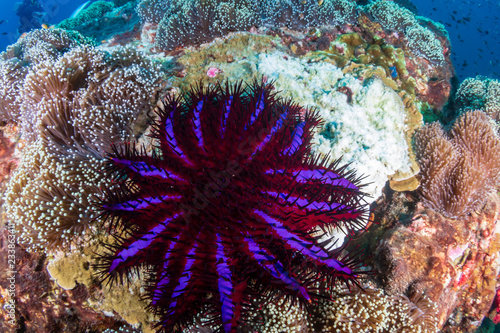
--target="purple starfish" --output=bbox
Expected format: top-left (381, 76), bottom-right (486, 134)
top-left (96, 81), bottom-right (369, 332)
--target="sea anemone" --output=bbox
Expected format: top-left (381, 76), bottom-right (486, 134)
top-left (96, 80), bottom-right (369, 332)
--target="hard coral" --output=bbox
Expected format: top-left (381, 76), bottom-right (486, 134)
top-left (57, 1), bottom-right (115, 31)
top-left (96, 80), bottom-right (369, 332)
top-left (146, 0), bottom-right (358, 51)
top-left (316, 287), bottom-right (439, 333)
top-left (366, 0), bottom-right (445, 64)
top-left (155, 0), bottom-right (260, 51)
top-left (455, 76), bottom-right (500, 121)
top-left (414, 110), bottom-right (500, 218)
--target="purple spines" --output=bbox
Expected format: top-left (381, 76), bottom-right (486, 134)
top-left (216, 234), bottom-right (235, 331)
top-left (165, 109), bottom-right (182, 155)
top-left (253, 210), bottom-right (352, 274)
top-left (152, 239), bottom-right (179, 305)
top-left (265, 168), bottom-right (359, 190)
top-left (265, 190), bottom-right (352, 212)
top-left (245, 236), bottom-right (311, 302)
top-left (103, 195), bottom-right (182, 211)
top-left (163, 107), bottom-right (194, 167)
top-left (109, 223), bottom-right (167, 272)
top-left (254, 109), bottom-right (289, 155)
top-left (167, 245), bottom-right (197, 310)
top-left (128, 161), bottom-right (187, 181)
top-left (245, 90), bottom-right (266, 130)
top-left (283, 121), bottom-right (305, 155)
top-left (192, 99), bottom-right (204, 147)
top-left (221, 96), bottom-right (233, 136)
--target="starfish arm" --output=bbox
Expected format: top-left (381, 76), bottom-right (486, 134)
top-left (244, 236), bottom-right (311, 302)
top-left (253, 209), bottom-right (353, 275)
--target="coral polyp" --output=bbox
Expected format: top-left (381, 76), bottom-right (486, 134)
top-left (96, 81), bottom-right (369, 332)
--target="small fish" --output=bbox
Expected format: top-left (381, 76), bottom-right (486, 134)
top-left (318, 0), bottom-right (323, 5)
top-left (41, 23), bottom-right (49, 29)
top-left (0, 20), bottom-right (4, 25)
top-left (1, 32), bottom-right (6, 35)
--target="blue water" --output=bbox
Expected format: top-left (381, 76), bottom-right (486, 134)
top-left (0, 0), bottom-right (498, 82)
top-left (414, 0), bottom-right (500, 81)
top-left (0, 0), bottom-right (80, 46)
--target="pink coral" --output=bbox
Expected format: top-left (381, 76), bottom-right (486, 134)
top-left (206, 67), bottom-right (221, 78)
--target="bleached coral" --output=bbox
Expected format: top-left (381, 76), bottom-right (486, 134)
top-left (257, 51), bottom-right (412, 201)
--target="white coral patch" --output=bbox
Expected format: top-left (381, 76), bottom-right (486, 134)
top-left (258, 51), bottom-right (411, 202)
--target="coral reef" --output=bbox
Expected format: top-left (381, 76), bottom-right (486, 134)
top-left (0, 229), bottom-right (153, 333)
top-left (58, 1), bottom-right (116, 31)
top-left (181, 285), bottom-right (439, 332)
top-left (0, 0), bottom-right (470, 331)
top-left (454, 76), bottom-right (500, 120)
top-left (314, 287), bottom-right (439, 332)
top-left (1, 30), bottom-right (165, 249)
top-left (363, 190), bottom-right (500, 332)
top-left (57, 1), bottom-right (141, 45)
top-left (96, 81), bottom-right (369, 332)
top-left (154, 0), bottom-right (260, 51)
top-left (366, 0), bottom-right (445, 64)
top-left (414, 110), bottom-right (500, 218)
top-left (138, 0), bottom-right (446, 63)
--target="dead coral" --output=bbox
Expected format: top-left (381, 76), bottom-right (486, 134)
top-left (414, 110), bottom-right (500, 218)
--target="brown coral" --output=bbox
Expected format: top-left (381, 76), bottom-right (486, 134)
top-left (414, 110), bottom-right (500, 218)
